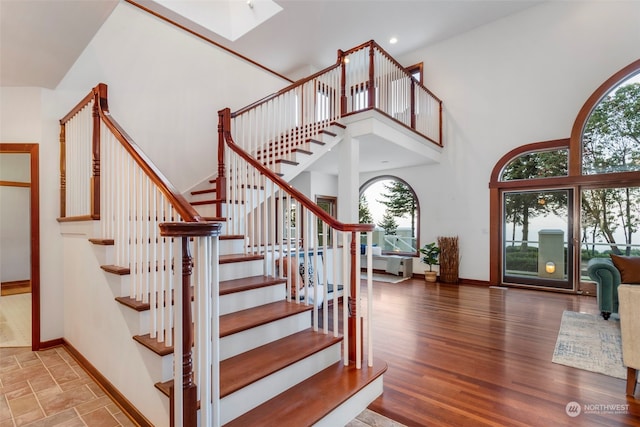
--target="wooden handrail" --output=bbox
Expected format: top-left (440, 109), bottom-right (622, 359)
top-left (218, 108), bottom-right (374, 234)
top-left (363, 40), bottom-right (443, 103)
top-left (232, 62), bottom-right (342, 118)
top-left (92, 83), bottom-right (203, 222)
top-left (60, 90), bottom-right (95, 125)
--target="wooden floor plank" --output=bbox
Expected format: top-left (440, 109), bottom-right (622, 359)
top-left (363, 279), bottom-right (640, 427)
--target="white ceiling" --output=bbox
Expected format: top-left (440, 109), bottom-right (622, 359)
top-left (0, 0), bottom-right (543, 89)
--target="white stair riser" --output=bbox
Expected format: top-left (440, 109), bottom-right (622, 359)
top-left (220, 342), bottom-right (342, 424)
top-left (192, 203), bottom-right (218, 218)
top-left (220, 238), bottom-right (245, 255)
top-left (103, 272), bottom-right (130, 299)
top-left (220, 283), bottom-right (285, 315)
top-left (120, 306), bottom-right (149, 336)
top-left (220, 259), bottom-right (264, 281)
top-left (137, 343), bottom-right (174, 383)
top-left (220, 311), bottom-right (311, 361)
top-left (189, 191), bottom-right (216, 204)
top-left (314, 376), bottom-right (384, 427)
top-left (91, 244), bottom-right (113, 266)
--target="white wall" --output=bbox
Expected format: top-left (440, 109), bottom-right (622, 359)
top-left (55, 1), bottom-right (289, 193)
top-left (365, 1), bottom-right (640, 281)
top-left (0, 87), bottom-right (65, 342)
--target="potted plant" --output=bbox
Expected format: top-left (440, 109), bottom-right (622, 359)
top-left (420, 242), bottom-right (440, 282)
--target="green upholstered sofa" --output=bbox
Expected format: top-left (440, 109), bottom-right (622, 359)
top-left (587, 257), bottom-right (621, 320)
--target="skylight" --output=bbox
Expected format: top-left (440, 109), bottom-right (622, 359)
top-left (152, 0), bottom-right (282, 41)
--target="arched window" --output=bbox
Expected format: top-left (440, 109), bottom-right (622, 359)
top-left (581, 72), bottom-right (640, 175)
top-left (359, 176), bottom-right (420, 256)
top-left (490, 59), bottom-right (640, 291)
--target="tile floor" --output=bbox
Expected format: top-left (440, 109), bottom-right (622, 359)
top-left (0, 346), bottom-right (136, 427)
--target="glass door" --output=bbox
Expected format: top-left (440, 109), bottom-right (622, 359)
top-left (502, 189), bottom-right (573, 290)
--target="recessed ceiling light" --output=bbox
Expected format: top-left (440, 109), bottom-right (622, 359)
top-left (389, 37), bottom-right (398, 44)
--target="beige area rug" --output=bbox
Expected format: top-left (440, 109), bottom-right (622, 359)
top-left (552, 310), bottom-right (627, 380)
top-left (346, 409), bottom-right (407, 427)
top-left (361, 273), bottom-right (410, 284)
top-left (0, 293), bottom-right (31, 347)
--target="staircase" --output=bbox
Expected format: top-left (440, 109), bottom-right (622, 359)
top-left (58, 39), bottom-right (444, 426)
top-left (100, 232), bottom-right (385, 426)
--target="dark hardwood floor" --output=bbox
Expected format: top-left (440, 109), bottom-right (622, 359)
top-left (361, 279), bottom-right (640, 427)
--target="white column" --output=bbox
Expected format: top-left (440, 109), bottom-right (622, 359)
top-left (337, 134), bottom-right (359, 223)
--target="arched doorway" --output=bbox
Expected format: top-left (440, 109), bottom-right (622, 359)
top-left (359, 176), bottom-right (420, 256)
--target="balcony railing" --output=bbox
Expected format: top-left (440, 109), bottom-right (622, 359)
top-left (227, 40), bottom-right (442, 175)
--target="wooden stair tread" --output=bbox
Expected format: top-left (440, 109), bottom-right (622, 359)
top-left (101, 265), bottom-right (130, 275)
top-left (133, 333), bottom-right (174, 356)
top-left (115, 296), bottom-right (150, 311)
top-left (219, 253), bottom-right (263, 264)
top-left (220, 234), bottom-right (243, 240)
top-left (307, 138), bottom-right (326, 146)
top-left (318, 129), bottom-right (337, 137)
top-left (134, 301), bottom-right (311, 356)
top-left (220, 328), bottom-right (342, 397)
top-left (89, 238), bottom-right (114, 245)
top-left (220, 300), bottom-right (311, 337)
top-left (190, 188), bottom-right (216, 196)
top-left (157, 329), bottom-right (343, 398)
top-left (191, 198), bottom-right (223, 206)
top-left (220, 275), bottom-right (286, 295)
top-left (202, 216), bottom-right (226, 222)
top-left (224, 359), bottom-right (387, 427)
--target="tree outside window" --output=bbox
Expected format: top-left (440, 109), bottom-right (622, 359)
top-left (360, 177), bottom-right (419, 255)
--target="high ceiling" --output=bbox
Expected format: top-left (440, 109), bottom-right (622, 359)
top-left (0, 0), bottom-right (543, 89)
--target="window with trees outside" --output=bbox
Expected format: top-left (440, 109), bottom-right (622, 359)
top-left (489, 60), bottom-right (640, 291)
top-left (580, 71), bottom-right (640, 264)
top-left (359, 177), bottom-right (419, 256)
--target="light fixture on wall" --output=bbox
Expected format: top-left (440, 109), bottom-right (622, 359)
top-left (545, 262), bottom-right (555, 274)
top-left (247, 0), bottom-right (254, 9)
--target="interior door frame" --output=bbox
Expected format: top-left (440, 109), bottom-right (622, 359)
top-left (0, 143), bottom-right (40, 350)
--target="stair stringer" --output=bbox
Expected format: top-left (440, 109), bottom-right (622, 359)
top-left (278, 123), bottom-right (346, 182)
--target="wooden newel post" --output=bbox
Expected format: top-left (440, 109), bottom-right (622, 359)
top-left (348, 232), bottom-right (363, 363)
top-left (159, 222), bottom-right (222, 427)
top-left (368, 42), bottom-right (375, 110)
top-left (217, 109), bottom-right (229, 218)
top-left (338, 50), bottom-right (347, 116)
top-left (90, 88), bottom-right (101, 220)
